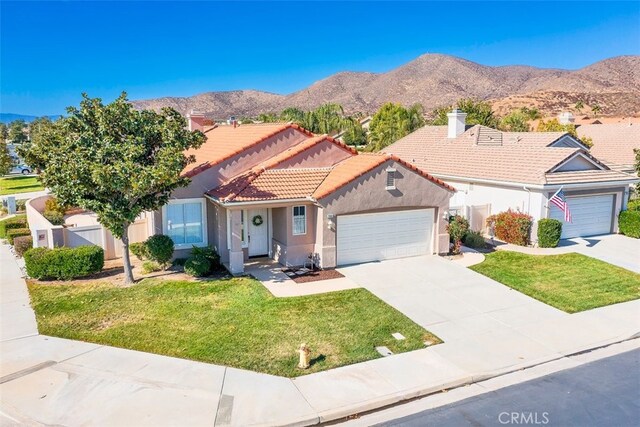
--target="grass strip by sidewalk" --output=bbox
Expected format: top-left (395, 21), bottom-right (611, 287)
top-left (470, 251), bottom-right (640, 313)
top-left (28, 277), bottom-right (440, 377)
top-left (0, 176), bottom-right (43, 196)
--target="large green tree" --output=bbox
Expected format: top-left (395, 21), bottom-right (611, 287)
top-left (341, 117), bottom-right (368, 146)
top-left (430, 99), bottom-right (499, 128)
top-left (24, 93), bottom-right (205, 284)
top-left (0, 123), bottom-right (8, 143)
top-left (18, 117), bottom-right (56, 170)
top-left (8, 120), bottom-right (28, 144)
top-left (366, 103), bottom-right (425, 151)
top-left (499, 109), bottom-right (531, 132)
top-left (0, 141), bottom-right (14, 176)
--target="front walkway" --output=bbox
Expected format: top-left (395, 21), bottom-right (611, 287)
top-left (494, 234), bottom-right (640, 273)
top-left (245, 259), bottom-right (360, 297)
top-left (2, 246), bottom-right (639, 426)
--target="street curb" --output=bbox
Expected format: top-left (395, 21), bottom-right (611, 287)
top-left (312, 333), bottom-right (640, 426)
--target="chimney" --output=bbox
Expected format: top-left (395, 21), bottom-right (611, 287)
top-left (187, 110), bottom-right (207, 131)
top-left (447, 109), bottom-right (467, 138)
top-left (558, 111), bottom-right (575, 125)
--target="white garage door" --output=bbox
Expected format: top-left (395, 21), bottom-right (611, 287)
top-left (550, 194), bottom-right (614, 238)
top-left (337, 209), bottom-right (434, 266)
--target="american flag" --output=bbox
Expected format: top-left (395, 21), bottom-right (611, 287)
top-left (550, 188), bottom-right (572, 223)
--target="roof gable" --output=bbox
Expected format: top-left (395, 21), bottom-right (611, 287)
top-left (183, 123), bottom-right (313, 178)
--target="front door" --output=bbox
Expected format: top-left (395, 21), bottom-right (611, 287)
top-left (248, 208), bottom-right (269, 256)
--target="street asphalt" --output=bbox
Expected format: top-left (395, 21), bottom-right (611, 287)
top-left (377, 348), bottom-right (640, 427)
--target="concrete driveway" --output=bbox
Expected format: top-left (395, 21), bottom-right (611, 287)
top-left (338, 256), bottom-right (568, 344)
top-left (561, 234), bottom-right (640, 273)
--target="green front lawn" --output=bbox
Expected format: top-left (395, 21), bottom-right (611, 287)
top-left (0, 176), bottom-right (43, 195)
top-left (28, 277), bottom-right (439, 377)
top-left (470, 251), bottom-right (640, 313)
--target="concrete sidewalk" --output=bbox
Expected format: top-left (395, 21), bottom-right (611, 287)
top-left (1, 244), bottom-right (639, 426)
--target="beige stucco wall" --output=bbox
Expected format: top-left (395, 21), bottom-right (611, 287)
top-left (316, 160), bottom-right (453, 268)
top-left (271, 204), bottom-right (317, 267)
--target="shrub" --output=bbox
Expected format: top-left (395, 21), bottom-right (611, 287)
top-left (24, 245), bottom-right (104, 280)
top-left (462, 230), bottom-right (486, 249)
top-left (486, 209), bottom-right (533, 246)
top-left (15, 199), bottom-right (26, 212)
top-left (190, 245), bottom-right (221, 271)
top-left (44, 210), bottom-right (65, 225)
top-left (129, 242), bottom-right (149, 260)
top-left (141, 260), bottom-right (162, 274)
top-left (172, 257), bottom-right (187, 267)
top-left (537, 218), bottom-right (563, 248)
top-left (0, 215), bottom-right (27, 238)
top-left (619, 210), bottom-right (640, 239)
top-left (145, 235), bottom-right (174, 268)
top-left (627, 199), bottom-right (640, 212)
top-left (7, 228), bottom-right (31, 244)
top-left (13, 235), bottom-right (33, 257)
top-left (446, 215), bottom-right (469, 255)
top-left (184, 256), bottom-right (211, 277)
top-left (44, 198), bottom-right (67, 215)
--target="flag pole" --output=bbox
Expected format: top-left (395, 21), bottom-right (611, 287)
top-left (544, 186), bottom-right (563, 209)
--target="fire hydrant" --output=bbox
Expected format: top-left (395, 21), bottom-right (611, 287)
top-left (298, 343), bottom-right (311, 369)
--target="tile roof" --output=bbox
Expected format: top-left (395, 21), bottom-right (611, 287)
top-left (577, 123), bottom-right (640, 167)
top-left (312, 153), bottom-right (455, 200)
top-left (209, 153), bottom-right (455, 203)
top-left (182, 123), bottom-right (313, 177)
top-left (248, 134), bottom-right (356, 174)
top-left (208, 168), bottom-right (332, 202)
top-left (545, 169), bottom-right (637, 185)
top-left (384, 124), bottom-right (636, 186)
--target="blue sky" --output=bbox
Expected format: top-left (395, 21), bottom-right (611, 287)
top-left (1, 1), bottom-right (639, 116)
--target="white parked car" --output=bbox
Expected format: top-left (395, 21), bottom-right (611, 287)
top-left (10, 164), bottom-right (32, 175)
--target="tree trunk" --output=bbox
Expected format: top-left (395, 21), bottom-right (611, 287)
top-left (121, 223), bottom-right (135, 285)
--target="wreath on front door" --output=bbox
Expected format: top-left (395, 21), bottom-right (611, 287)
top-left (252, 214), bottom-right (264, 226)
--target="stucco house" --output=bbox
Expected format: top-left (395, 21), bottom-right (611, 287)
top-left (147, 113), bottom-right (455, 274)
top-left (577, 122), bottom-right (640, 175)
top-left (384, 110), bottom-right (639, 240)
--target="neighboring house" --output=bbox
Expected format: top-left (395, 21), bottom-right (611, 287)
top-left (384, 110), bottom-right (639, 240)
top-left (576, 123), bottom-right (640, 174)
top-left (146, 113), bottom-right (455, 274)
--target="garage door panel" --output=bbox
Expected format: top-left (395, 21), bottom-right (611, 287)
top-left (550, 194), bottom-right (613, 238)
top-left (337, 209), bottom-right (434, 265)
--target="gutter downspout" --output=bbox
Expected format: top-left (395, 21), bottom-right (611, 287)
top-left (523, 186), bottom-right (531, 215)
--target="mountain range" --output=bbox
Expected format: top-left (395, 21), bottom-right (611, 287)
top-left (0, 113), bottom-right (62, 124)
top-left (131, 54), bottom-right (640, 119)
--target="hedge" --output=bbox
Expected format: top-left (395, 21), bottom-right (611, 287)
top-left (487, 209), bottom-right (533, 246)
top-left (462, 230), bottom-right (486, 249)
top-left (627, 199), bottom-right (640, 212)
top-left (7, 228), bottom-right (31, 245)
top-left (619, 210), bottom-right (640, 239)
top-left (184, 256), bottom-right (211, 277)
top-left (13, 235), bottom-right (33, 257)
top-left (24, 245), bottom-right (105, 280)
top-left (537, 218), bottom-right (562, 248)
top-left (0, 215), bottom-right (27, 238)
top-left (145, 235), bottom-right (174, 267)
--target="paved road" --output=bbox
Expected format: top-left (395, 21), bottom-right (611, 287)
top-left (377, 349), bottom-right (640, 427)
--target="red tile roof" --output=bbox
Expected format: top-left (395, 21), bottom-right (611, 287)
top-left (208, 168), bottom-right (332, 202)
top-left (182, 123), bottom-right (313, 178)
